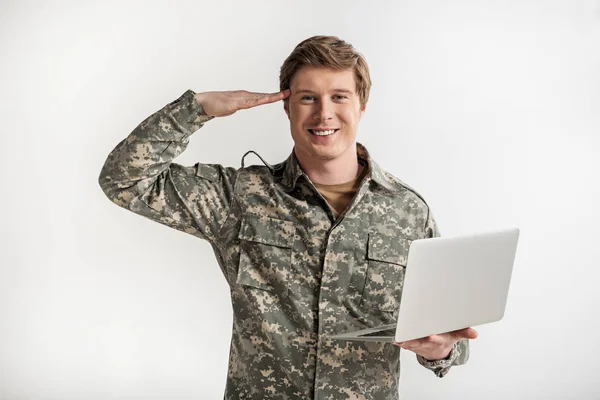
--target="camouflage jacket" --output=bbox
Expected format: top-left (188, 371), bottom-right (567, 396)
top-left (99, 90), bottom-right (469, 399)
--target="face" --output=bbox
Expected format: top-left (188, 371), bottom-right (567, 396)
top-left (284, 66), bottom-right (366, 165)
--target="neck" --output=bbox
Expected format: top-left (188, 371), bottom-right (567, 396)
top-left (295, 144), bottom-right (361, 185)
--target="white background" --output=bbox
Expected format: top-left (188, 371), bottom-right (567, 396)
top-left (1, 1), bottom-right (599, 399)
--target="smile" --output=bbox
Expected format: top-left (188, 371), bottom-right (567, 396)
top-left (308, 129), bottom-right (339, 136)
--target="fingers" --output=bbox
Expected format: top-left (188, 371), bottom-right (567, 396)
top-left (244, 90), bottom-right (291, 108)
top-left (393, 332), bottom-right (458, 349)
top-left (393, 341), bottom-right (415, 350)
top-left (393, 337), bottom-right (426, 350)
top-left (392, 328), bottom-right (478, 352)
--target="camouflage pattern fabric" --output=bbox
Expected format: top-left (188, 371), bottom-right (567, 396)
top-left (99, 90), bottom-right (470, 399)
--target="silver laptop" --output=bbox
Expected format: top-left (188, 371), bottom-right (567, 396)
top-left (331, 228), bottom-right (520, 342)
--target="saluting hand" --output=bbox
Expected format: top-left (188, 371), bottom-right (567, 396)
top-left (194, 89), bottom-right (291, 117)
top-left (393, 327), bottom-right (478, 361)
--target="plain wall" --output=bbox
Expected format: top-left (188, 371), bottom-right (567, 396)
top-left (1, 1), bottom-right (599, 399)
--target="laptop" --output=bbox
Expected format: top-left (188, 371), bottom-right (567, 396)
top-left (331, 227), bottom-right (520, 342)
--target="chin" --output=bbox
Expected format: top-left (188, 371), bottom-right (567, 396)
top-left (293, 132), bottom-right (354, 160)
top-left (308, 147), bottom-right (346, 161)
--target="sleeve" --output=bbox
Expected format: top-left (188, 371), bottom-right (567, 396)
top-left (415, 209), bottom-right (471, 377)
top-left (98, 89), bottom-right (239, 244)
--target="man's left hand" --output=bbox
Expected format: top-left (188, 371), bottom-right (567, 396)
top-left (393, 327), bottom-right (478, 361)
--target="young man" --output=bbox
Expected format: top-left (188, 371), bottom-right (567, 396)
top-left (99, 36), bottom-right (477, 399)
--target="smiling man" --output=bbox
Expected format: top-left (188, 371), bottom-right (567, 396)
top-left (99, 36), bottom-right (475, 399)
top-left (285, 66), bottom-right (364, 184)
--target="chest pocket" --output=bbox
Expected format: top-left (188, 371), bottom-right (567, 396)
top-left (361, 233), bottom-right (412, 313)
top-left (236, 215), bottom-right (295, 295)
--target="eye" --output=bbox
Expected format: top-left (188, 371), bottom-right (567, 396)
top-left (334, 95), bottom-right (348, 100)
top-left (301, 95), bottom-right (316, 101)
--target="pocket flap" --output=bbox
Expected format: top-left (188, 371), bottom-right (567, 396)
top-left (195, 163), bottom-right (220, 182)
top-left (367, 233), bottom-right (412, 265)
top-left (238, 215), bottom-right (295, 248)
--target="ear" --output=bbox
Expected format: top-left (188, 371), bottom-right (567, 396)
top-left (358, 103), bottom-right (367, 120)
top-left (283, 99), bottom-right (290, 120)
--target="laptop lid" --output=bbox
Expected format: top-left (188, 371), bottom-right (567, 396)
top-left (331, 228), bottom-right (519, 343)
top-left (394, 227), bottom-right (519, 342)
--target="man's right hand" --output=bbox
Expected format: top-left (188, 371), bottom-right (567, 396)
top-left (194, 90), bottom-right (291, 117)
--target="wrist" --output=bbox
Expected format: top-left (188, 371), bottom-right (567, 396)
top-left (193, 92), bottom-right (206, 108)
top-left (424, 346), bottom-right (453, 362)
top-left (417, 342), bottom-right (459, 370)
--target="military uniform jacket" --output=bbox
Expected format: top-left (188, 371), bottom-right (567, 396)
top-left (99, 90), bottom-right (470, 400)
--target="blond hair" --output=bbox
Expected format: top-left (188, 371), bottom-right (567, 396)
top-left (279, 36), bottom-right (371, 107)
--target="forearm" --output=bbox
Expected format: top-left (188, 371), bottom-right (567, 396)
top-left (98, 89), bottom-right (213, 207)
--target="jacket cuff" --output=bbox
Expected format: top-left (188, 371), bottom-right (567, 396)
top-left (166, 89), bottom-right (214, 134)
top-left (416, 342), bottom-right (459, 378)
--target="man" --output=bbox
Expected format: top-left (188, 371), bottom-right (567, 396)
top-left (99, 36), bottom-right (477, 399)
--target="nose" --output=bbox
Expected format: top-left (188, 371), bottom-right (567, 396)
top-left (313, 98), bottom-right (334, 122)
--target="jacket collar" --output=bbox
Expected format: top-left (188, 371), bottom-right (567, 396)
top-left (278, 142), bottom-right (398, 193)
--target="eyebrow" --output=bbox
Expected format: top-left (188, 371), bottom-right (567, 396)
top-left (295, 88), bottom-right (355, 94)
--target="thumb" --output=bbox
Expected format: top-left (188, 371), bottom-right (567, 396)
top-left (453, 327), bottom-right (479, 340)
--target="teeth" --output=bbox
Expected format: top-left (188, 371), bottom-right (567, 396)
top-left (312, 129), bottom-right (336, 136)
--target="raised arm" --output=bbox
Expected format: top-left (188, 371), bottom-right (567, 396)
top-left (98, 89), bottom-right (289, 243)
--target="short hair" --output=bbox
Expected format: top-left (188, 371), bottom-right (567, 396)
top-left (279, 36), bottom-right (371, 107)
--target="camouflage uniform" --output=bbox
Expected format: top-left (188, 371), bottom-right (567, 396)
top-left (99, 90), bottom-right (470, 399)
